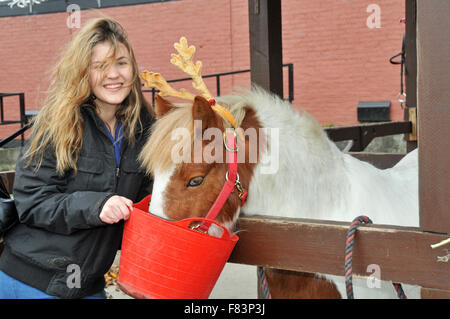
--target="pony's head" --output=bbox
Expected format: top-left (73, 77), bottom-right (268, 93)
top-left (139, 93), bottom-right (263, 234)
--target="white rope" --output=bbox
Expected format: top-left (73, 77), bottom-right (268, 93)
top-left (430, 238), bottom-right (450, 263)
top-left (430, 238), bottom-right (450, 249)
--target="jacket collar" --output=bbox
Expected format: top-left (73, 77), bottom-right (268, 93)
top-left (80, 100), bottom-right (154, 139)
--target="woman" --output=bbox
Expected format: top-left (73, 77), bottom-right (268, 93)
top-left (0, 18), bottom-right (154, 298)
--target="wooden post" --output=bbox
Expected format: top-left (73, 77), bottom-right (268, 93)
top-left (249, 0), bottom-right (284, 296)
top-left (248, 0), bottom-right (283, 98)
top-left (416, 1), bottom-right (450, 233)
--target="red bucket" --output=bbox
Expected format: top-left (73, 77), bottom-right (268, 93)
top-left (118, 195), bottom-right (239, 299)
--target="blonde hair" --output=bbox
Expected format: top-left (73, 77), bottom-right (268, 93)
top-left (25, 17), bottom-right (151, 175)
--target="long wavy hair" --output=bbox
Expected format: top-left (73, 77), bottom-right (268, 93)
top-left (25, 17), bottom-right (151, 175)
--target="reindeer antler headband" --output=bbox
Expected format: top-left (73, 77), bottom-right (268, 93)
top-left (140, 37), bottom-right (238, 129)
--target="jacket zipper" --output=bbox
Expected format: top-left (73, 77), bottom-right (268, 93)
top-left (113, 143), bottom-right (127, 193)
top-left (114, 166), bottom-right (120, 193)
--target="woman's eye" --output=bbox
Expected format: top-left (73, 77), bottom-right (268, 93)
top-left (187, 176), bottom-right (204, 187)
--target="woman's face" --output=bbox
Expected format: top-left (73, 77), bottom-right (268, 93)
top-left (89, 41), bottom-right (133, 110)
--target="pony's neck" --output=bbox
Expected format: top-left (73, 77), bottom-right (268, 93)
top-left (241, 98), bottom-right (352, 221)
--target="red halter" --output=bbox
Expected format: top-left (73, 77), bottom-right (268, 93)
top-left (198, 129), bottom-right (248, 232)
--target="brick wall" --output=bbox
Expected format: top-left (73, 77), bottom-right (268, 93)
top-left (0, 0), bottom-right (405, 140)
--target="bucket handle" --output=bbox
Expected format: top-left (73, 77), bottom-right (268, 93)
top-left (174, 218), bottom-right (231, 239)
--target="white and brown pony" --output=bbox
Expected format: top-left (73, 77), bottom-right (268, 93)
top-left (139, 87), bottom-right (420, 298)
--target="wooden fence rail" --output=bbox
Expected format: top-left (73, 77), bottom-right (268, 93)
top-left (229, 215), bottom-right (450, 291)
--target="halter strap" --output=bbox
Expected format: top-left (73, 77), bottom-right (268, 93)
top-left (198, 128), bottom-right (249, 232)
top-left (195, 103), bottom-right (248, 232)
top-left (198, 131), bottom-right (237, 232)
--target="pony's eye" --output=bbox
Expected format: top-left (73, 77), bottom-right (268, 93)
top-left (187, 176), bottom-right (204, 187)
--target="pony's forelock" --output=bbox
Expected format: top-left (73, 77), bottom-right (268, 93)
top-left (139, 103), bottom-right (193, 174)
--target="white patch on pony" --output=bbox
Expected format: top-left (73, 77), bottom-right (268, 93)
top-left (148, 165), bottom-right (175, 220)
top-left (207, 207), bottom-right (241, 238)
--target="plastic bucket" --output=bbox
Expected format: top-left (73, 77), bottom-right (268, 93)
top-left (118, 195), bottom-right (239, 299)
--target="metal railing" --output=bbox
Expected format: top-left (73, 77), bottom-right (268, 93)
top-left (143, 63), bottom-right (294, 104)
top-left (0, 93), bottom-right (27, 147)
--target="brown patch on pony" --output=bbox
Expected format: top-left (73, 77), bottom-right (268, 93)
top-left (264, 269), bottom-right (342, 299)
top-left (158, 97), bottom-right (263, 227)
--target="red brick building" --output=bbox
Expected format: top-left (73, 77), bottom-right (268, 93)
top-left (0, 0), bottom-right (405, 140)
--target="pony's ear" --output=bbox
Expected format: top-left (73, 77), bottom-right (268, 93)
top-left (192, 96), bottom-right (223, 136)
top-left (154, 94), bottom-right (175, 119)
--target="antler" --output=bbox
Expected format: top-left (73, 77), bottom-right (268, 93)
top-left (170, 37), bottom-right (213, 100)
top-left (139, 37), bottom-right (238, 129)
top-left (140, 70), bottom-right (196, 101)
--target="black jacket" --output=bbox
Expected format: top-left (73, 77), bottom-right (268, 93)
top-left (0, 104), bottom-right (154, 298)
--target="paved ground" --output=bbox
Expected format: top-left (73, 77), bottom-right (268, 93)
top-left (106, 252), bottom-right (257, 299)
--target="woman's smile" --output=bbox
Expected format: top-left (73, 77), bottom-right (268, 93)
top-left (103, 82), bottom-right (124, 92)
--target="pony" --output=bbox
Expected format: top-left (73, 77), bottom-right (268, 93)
top-left (139, 87), bottom-right (420, 298)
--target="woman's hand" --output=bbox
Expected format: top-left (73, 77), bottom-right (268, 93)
top-left (99, 195), bottom-right (133, 224)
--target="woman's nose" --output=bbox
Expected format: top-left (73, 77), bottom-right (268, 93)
top-left (105, 64), bottom-right (120, 78)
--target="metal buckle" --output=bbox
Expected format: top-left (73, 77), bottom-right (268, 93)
top-left (225, 172), bottom-right (246, 198)
top-left (235, 179), bottom-right (245, 198)
top-left (223, 130), bottom-right (238, 152)
top-left (225, 171), bottom-right (239, 183)
top-left (189, 222), bottom-right (208, 233)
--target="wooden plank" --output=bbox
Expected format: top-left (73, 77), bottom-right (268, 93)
top-left (229, 216), bottom-right (450, 290)
top-left (408, 108), bottom-right (417, 141)
top-left (248, 0), bottom-right (283, 98)
top-left (421, 287), bottom-right (450, 299)
top-left (416, 1), bottom-right (450, 233)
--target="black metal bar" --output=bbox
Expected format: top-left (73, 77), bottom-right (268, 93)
top-left (19, 93), bottom-right (25, 145)
top-left (325, 121), bottom-right (412, 152)
top-left (0, 122), bottom-right (31, 148)
top-left (0, 95), bottom-right (4, 123)
top-left (216, 75), bottom-right (220, 97)
top-left (0, 120), bottom-right (22, 125)
top-left (0, 93), bottom-right (29, 147)
top-left (288, 63), bottom-right (294, 103)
